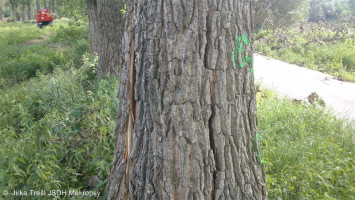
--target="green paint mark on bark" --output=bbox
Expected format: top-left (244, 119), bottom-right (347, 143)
top-left (233, 35), bottom-right (254, 77)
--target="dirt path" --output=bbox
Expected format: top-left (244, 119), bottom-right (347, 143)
top-left (24, 31), bottom-right (52, 45)
top-left (254, 53), bottom-right (355, 121)
top-left (24, 32), bottom-right (67, 50)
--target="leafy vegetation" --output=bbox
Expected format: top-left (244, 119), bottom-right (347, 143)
top-left (255, 23), bottom-right (355, 81)
top-left (309, 0), bottom-right (354, 23)
top-left (0, 67), bottom-right (118, 199)
top-left (0, 22), bottom-right (90, 88)
top-left (0, 21), bottom-right (116, 199)
top-left (253, 0), bottom-right (309, 30)
top-left (253, 0), bottom-right (355, 81)
top-left (0, 0), bottom-right (78, 21)
top-left (0, 21), bottom-right (89, 88)
top-left (257, 87), bottom-right (355, 200)
top-left (253, 0), bottom-right (355, 31)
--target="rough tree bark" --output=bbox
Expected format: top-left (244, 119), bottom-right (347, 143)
top-left (96, 0), bottom-right (125, 75)
top-left (27, 0), bottom-right (31, 20)
top-left (87, 0), bottom-right (100, 55)
top-left (107, 0), bottom-right (266, 199)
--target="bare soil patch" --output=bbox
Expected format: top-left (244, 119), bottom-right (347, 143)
top-left (24, 32), bottom-right (68, 50)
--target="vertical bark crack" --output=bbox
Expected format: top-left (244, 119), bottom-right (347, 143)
top-left (208, 69), bottom-right (217, 199)
top-left (204, 1), bottom-right (218, 198)
top-left (125, 3), bottom-right (136, 199)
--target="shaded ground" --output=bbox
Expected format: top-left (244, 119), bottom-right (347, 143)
top-left (254, 53), bottom-right (355, 121)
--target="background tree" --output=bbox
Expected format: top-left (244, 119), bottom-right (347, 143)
top-left (85, 0), bottom-right (125, 75)
top-left (0, 0), bottom-right (3, 20)
top-left (8, 0), bottom-right (21, 20)
top-left (14, 0), bottom-right (32, 20)
top-left (56, 0), bottom-right (86, 19)
top-left (96, 0), bottom-right (124, 75)
top-left (35, 0), bottom-right (39, 12)
top-left (50, 0), bottom-right (55, 13)
top-left (87, 0), bottom-right (99, 55)
top-left (20, 2), bottom-right (24, 20)
top-left (25, 0), bottom-right (31, 20)
top-left (309, 0), bottom-right (325, 22)
top-left (58, 0), bottom-right (124, 75)
top-left (253, 0), bottom-right (309, 30)
top-left (107, 0), bottom-right (266, 199)
top-left (348, 0), bottom-right (355, 20)
top-left (253, 0), bottom-right (273, 30)
top-left (309, 0), bottom-right (351, 22)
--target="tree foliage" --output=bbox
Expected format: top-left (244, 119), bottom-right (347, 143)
top-left (56, 0), bottom-right (86, 18)
top-left (309, 0), bottom-right (351, 22)
top-left (253, 0), bottom-right (355, 31)
top-left (253, 0), bottom-right (309, 30)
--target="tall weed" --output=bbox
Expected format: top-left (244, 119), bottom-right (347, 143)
top-left (0, 65), bottom-right (118, 199)
top-left (257, 90), bottom-right (355, 199)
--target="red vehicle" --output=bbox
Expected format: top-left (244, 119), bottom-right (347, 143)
top-left (36, 9), bottom-right (54, 28)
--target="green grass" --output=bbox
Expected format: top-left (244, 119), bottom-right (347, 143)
top-left (257, 88), bottom-right (355, 199)
top-left (255, 23), bottom-right (355, 82)
top-left (0, 57), bottom-right (118, 200)
top-left (0, 20), bottom-right (114, 199)
top-left (0, 22), bottom-right (43, 45)
top-left (0, 21), bottom-right (90, 88)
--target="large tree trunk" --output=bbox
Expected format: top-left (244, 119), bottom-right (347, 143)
top-left (87, 0), bottom-right (100, 55)
top-left (43, 0), bottom-right (47, 9)
top-left (96, 0), bottom-right (125, 75)
top-left (27, 0), bottom-right (32, 20)
top-left (107, 0), bottom-right (266, 199)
